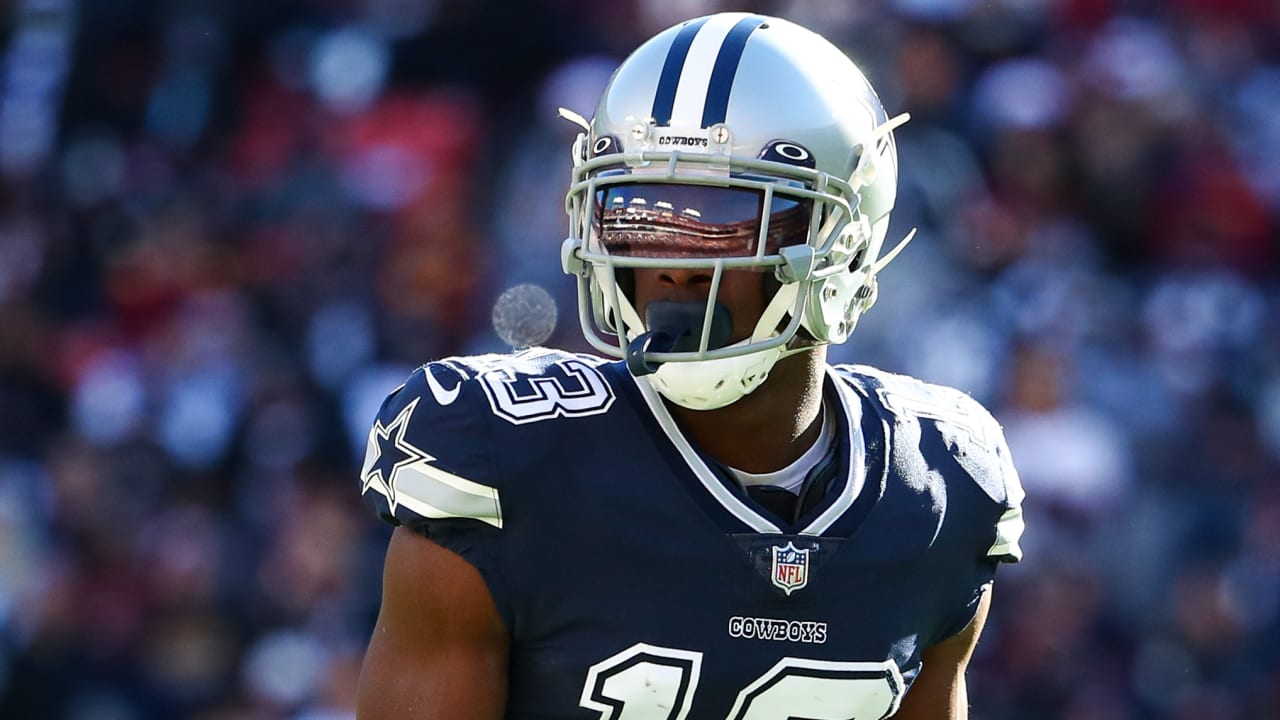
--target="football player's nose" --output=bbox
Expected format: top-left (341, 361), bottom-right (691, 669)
top-left (633, 267), bottom-right (712, 305)
top-left (657, 267), bottom-right (713, 292)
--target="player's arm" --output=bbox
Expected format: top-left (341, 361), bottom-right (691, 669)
top-left (357, 527), bottom-right (509, 720)
top-left (891, 584), bottom-right (992, 720)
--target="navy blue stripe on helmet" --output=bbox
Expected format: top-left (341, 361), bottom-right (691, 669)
top-left (651, 17), bottom-right (709, 127)
top-left (700, 16), bottom-right (766, 128)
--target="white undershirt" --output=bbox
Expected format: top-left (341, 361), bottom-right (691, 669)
top-left (727, 403), bottom-right (835, 494)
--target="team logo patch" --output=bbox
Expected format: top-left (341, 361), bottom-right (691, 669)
top-left (770, 541), bottom-right (810, 595)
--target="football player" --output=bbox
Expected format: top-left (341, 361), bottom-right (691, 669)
top-left (356, 13), bottom-right (1024, 719)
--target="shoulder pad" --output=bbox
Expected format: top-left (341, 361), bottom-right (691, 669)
top-left (358, 359), bottom-right (503, 529)
top-left (835, 364), bottom-right (1025, 562)
top-left (359, 349), bottom-right (618, 531)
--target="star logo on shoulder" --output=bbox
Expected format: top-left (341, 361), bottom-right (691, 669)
top-left (361, 397), bottom-right (434, 512)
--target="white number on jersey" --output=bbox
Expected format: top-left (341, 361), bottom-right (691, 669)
top-left (581, 644), bottom-right (702, 720)
top-left (580, 643), bottom-right (903, 720)
top-left (477, 357), bottom-right (615, 424)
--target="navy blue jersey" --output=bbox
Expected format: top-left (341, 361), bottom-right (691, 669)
top-left (359, 348), bottom-right (1024, 719)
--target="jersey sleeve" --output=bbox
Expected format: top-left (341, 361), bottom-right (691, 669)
top-left (358, 349), bottom-right (620, 631)
top-left (358, 361), bottom-right (514, 626)
top-left (843, 364), bottom-right (1026, 565)
top-left (946, 389), bottom-right (1025, 564)
top-left (358, 361), bottom-right (504, 532)
top-left (940, 390), bottom-right (1025, 641)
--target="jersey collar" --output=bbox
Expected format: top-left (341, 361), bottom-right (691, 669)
top-left (628, 365), bottom-right (868, 535)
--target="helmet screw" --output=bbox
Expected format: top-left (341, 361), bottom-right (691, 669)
top-left (631, 124), bottom-right (647, 141)
top-left (711, 125), bottom-right (730, 143)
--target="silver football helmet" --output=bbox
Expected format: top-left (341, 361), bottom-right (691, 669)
top-left (561, 12), bottom-right (912, 410)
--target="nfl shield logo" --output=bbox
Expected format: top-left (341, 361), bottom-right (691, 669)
top-left (770, 541), bottom-right (810, 595)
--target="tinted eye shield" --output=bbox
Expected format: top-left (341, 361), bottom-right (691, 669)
top-left (572, 174), bottom-right (859, 290)
top-left (593, 184), bottom-right (812, 261)
top-left (567, 155), bottom-right (861, 269)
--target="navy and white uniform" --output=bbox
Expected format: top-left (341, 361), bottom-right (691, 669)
top-left (359, 348), bottom-right (1024, 720)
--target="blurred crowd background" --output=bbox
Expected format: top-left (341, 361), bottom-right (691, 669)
top-left (0, 0), bottom-right (1278, 718)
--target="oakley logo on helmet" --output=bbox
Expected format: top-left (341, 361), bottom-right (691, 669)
top-left (590, 135), bottom-right (619, 157)
top-left (759, 140), bottom-right (816, 168)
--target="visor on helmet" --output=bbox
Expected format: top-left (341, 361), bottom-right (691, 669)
top-left (589, 183), bottom-right (811, 260)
